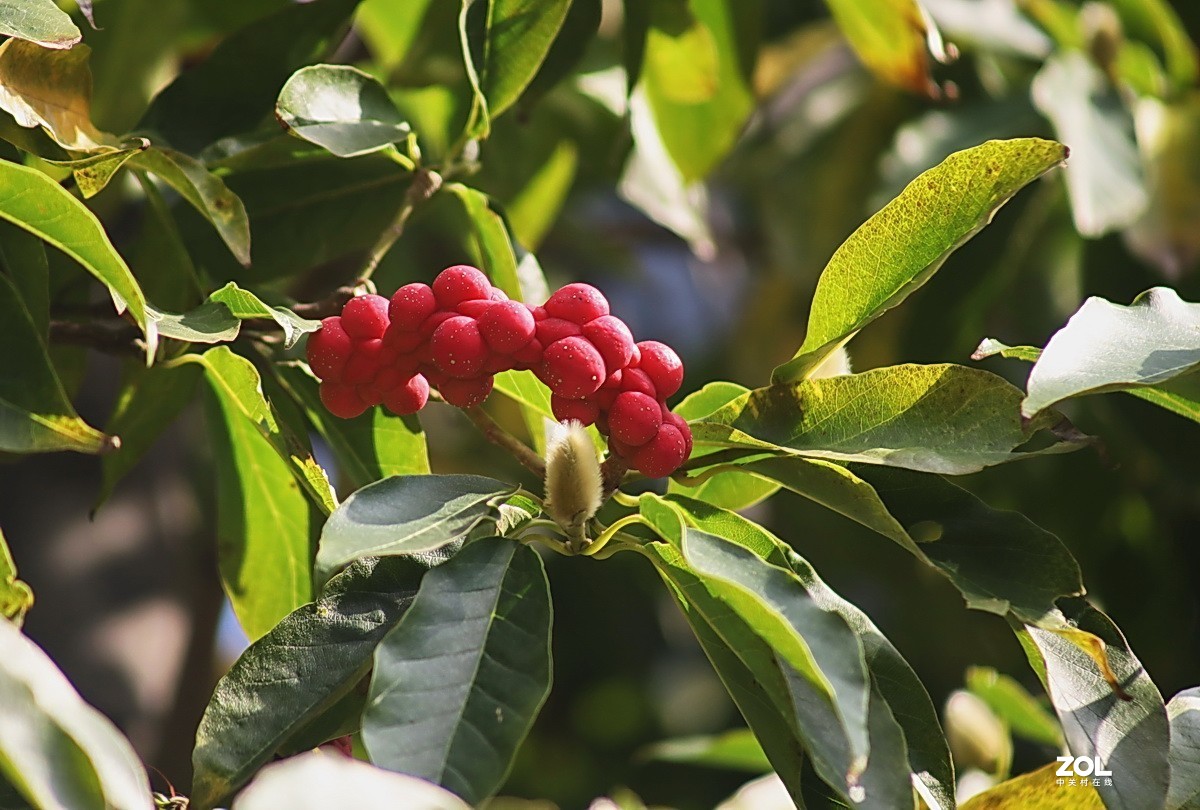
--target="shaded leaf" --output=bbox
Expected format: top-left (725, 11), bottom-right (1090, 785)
top-left (1108, 0), bottom-right (1198, 91)
top-left (0, 273), bottom-right (114, 454)
top-left (773, 138), bottom-right (1065, 382)
top-left (0, 153), bottom-right (148, 337)
top-left (695, 364), bottom-right (1078, 475)
top-left (0, 527), bottom-right (32, 627)
top-left (447, 183), bottom-right (549, 304)
top-left (131, 148), bottom-right (252, 266)
top-left (1167, 687), bottom-right (1200, 810)
top-left (960, 761), bottom-right (1102, 809)
top-left (138, 0), bottom-right (361, 153)
top-left (273, 361), bottom-right (430, 492)
top-left (1032, 52), bottom-right (1147, 238)
top-left (233, 751), bottom-right (470, 810)
top-left (364, 538), bottom-right (552, 806)
top-left (0, 219), bottom-right (49, 338)
top-left (315, 474), bottom-right (514, 585)
top-left (1020, 599), bottom-right (1170, 810)
top-left (191, 555), bottom-right (447, 810)
top-left (276, 64), bottom-right (412, 158)
top-left (0, 619), bottom-right (152, 810)
top-left (96, 363), bottom-right (201, 510)
top-left (640, 729), bottom-right (771, 773)
top-left (0, 0), bottom-right (81, 49)
top-left (0, 39), bottom-right (114, 151)
top-left (967, 666), bottom-right (1064, 748)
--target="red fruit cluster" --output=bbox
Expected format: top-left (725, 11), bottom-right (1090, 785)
top-left (306, 266), bottom-right (692, 477)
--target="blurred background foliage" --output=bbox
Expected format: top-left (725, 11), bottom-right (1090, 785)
top-left (2, 0), bottom-right (1199, 806)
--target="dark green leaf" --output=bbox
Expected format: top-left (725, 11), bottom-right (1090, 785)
top-left (191, 555), bottom-right (448, 810)
top-left (274, 361), bottom-right (430, 491)
top-left (0, 158), bottom-right (148, 337)
top-left (232, 751), bottom-right (470, 810)
top-left (0, 0), bottom-right (81, 49)
top-left (96, 363), bottom-right (201, 510)
top-left (1167, 687), bottom-right (1200, 810)
top-left (640, 729), bottom-right (771, 773)
top-left (695, 364), bottom-right (1079, 475)
top-left (138, 0), bottom-right (361, 153)
top-left (276, 64), bottom-right (412, 158)
top-left (130, 147), bottom-right (252, 266)
top-left (1032, 53), bottom-right (1146, 238)
top-left (0, 619), bottom-right (151, 810)
top-left (315, 474), bottom-right (515, 584)
top-left (0, 527), bottom-right (32, 627)
top-left (0, 273), bottom-right (114, 454)
top-left (364, 538), bottom-right (552, 806)
top-left (519, 0), bottom-right (602, 109)
top-left (773, 138), bottom-right (1066, 382)
top-left (1020, 599), bottom-right (1170, 810)
top-left (0, 220), bottom-right (49, 338)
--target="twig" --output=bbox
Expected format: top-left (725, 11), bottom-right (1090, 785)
top-left (600, 455), bottom-right (629, 500)
top-left (360, 167), bottom-right (443, 280)
top-left (49, 320), bottom-right (144, 357)
top-left (461, 405), bottom-right (546, 478)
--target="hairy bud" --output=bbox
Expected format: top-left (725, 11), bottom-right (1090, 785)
top-left (544, 420), bottom-right (602, 550)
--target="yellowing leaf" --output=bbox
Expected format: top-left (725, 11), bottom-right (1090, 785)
top-left (824, 0), bottom-right (948, 98)
top-left (961, 762), bottom-right (1103, 808)
top-left (0, 39), bottom-right (116, 152)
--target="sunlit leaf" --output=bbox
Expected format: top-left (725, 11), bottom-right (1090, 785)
top-left (0, 527), bottom-right (32, 627)
top-left (824, 0), bottom-right (948, 97)
top-left (1167, 687), bottom-right (1200, 810)
top-left (276, 64), bottom-right (412, 158)
top-left (967, 666), bottom-right (1064, 748)
top-left (0, 0), bottom-right (81, 49)
top-left (960, 762), bottom-right (1102, 809)
top-left (641, 729), bottom-right (771, 773)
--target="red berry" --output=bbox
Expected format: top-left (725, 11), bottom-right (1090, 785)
top-left (480, 301), bottom-right (536, 354)
top-left (389, 283), bottom-right (436, 331)
top-left (551, 395), bottom-right (600, 426)
top-left (341, 294), bottom-right (390, 340)
top-left (456, 299), bottom-right (494, 319)
top-left (373, 366), bottom-right (405, 393)
top-left (358, 383), bottom-right (385, 407)
top-left (632, 424), bottom-right (688, 477)
top-left (530, 305), bottom-right (548, 321)
top-left (490, 287), bottom-right (509, 301)
top-left (419, 309), bottom-right (457, 339)
top-left (439, 375), bottom-right (494, 408)
top-left (433, 265), bottom-right (491, 307)
top-left (535, 317), bottom-right (582, 347)
top-left (383, 374), bottom-right (430, 415)
top-left (383, 327), bottom-right (424, 355)
top-left (663, 411), bottom-right (693, 458)
top-left (608, 391), bottom-right (662, 446)
top-left (582, 315), bottom-right (635, 376)
top-left (307, 317), bottom-right (352, 380)
top-left (320, 382), bottom-right (367, 419)
top-left (343, 338), bottom-right (385, 385)
top-left (511, 338), bottom-right (544, 370)
top-left (620, 368), bottom-right (657, 398)
top-left (431, 316), bottom-right (488, 379)
top-left (483, 352), bottom-right (512, 374)
top-left (540, 336), bottom-right (606, 399)
top-left (637, 341), bottom-right (684, 398)
top-left (545, 282), bottom-right (609, 325)
top-left (607, 435), bottom-right (639, 459)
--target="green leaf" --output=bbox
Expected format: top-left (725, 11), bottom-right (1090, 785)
top-left (96, 363), bottom-right (201, 510)
top-left (273, 361), bottom-right (430, 492)
top-left (666, 497), bottom-right (956, 808)
top-left (356, 0), bottom-right (438, 69)
top-left (0, 39), bottom-right (114, 152)
top-left (0, 220), bottom-right (49, 340)
top-left (149, 283), bottom-right (318, 348)
top-left (1017, 287), bottom-right (1200, 421)
top-left (824, 0), bottom-right (946, 97)
top-left (641, 729), bottom-right (771, 773)
top-left (1019, 599), bottom-right (1170, 810)
top-left (1167, 687), bottom-right (1200, 810)
top-left (0, 527), bottom-right (32, 627)
top-left (363, 538), bottom-right (552, 806)
top-left (696, 364), bottom-right (1078, 475)
top-left (0, 0), bottom-right (81, 49)
top-left (460, 0), bottom-right (571, 136)
top-left (0, 273), bottom-right (114, 454)
top-left (640, 0), bottom-right (760, 183)
top-left (0, 619), bottom-right (152, 810)
top-left (447, 183), bottom-right (549, 304)
top-left (966, 667), bottom-right (1064, 748)
top-left (130, 148), bottom-right (252, 266)
top-left (315, 474), bottom-right (515, 585)
top-left (138, 0), bottom-right (361, 153)
top-left (493, 369), bottom-right (602, 455)
top-left (232, 751), bottom-right (470, 810)
top-left (1032, 52), bottom-right (1147, 238)
top-left (773, 138), bottom-right (1066, 382)
top-left (960, 761), bottom-right (1103, 809)
top-left (518, 0), bottom-right (602, 109)
top-left (1108, 0), bottom-right (1198, 91)
top-left (276, 64), bottom-right (412, 158)
top-left (209, 283), bottom-right (319, 347)
top-left (42, 142), bottom-right (149, 198)
top-left (0, 158), bottom-right (148, 337)
top-left (191, 555), bottom-right (443, 810)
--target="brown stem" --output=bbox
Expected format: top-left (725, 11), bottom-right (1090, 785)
top-left (360, 167), bottom-right (443, 280)
top-left (600, 455), bottom-right (629, 500)
top-left (461, 405), bottom-right (546, 479)
top-left (49, 320), bottom-right (144, 357)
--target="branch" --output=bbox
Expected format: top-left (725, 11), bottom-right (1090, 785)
top-left (360, 167), bottom-right (443, 280)
top-left (600, 455), bottom-right (629, 500)
top-left (49, 320), bottom-right (144, 357)
top-left (460, 405), bottom-right (546, 479)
